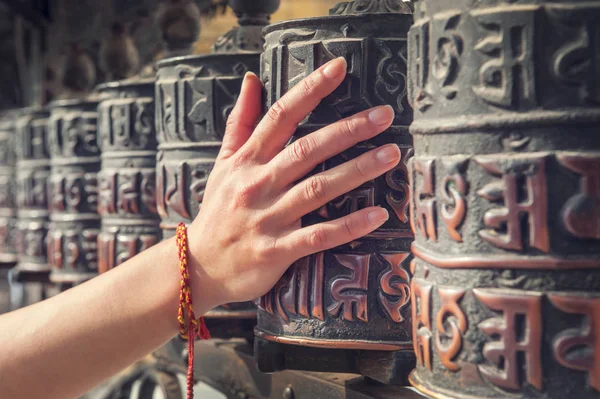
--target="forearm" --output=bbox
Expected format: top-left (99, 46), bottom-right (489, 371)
top-left (0, 236), bottom-right (211, 399)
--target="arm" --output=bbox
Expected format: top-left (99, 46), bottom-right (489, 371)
top-left (0, 57), bottom-right (401, 399)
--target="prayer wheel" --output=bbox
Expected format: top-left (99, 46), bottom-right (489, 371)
top-left (14, 108), bottom-right (51, 282)
top-left (155, 0), bottom-right (279, 338)
top-left (0, 111), bottom-right (19, 267)
top-left (255, 0), bottom-right (416, 384)
top-left (407, 1), bottom-right (600, 398)
top-left (96, 80), bottom-right (161, 274)
top-left (47, 98), bottom-right (101, 285)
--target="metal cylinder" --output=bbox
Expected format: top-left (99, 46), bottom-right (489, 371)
top-left (407, 1), bottom-right (600, 398)
top-left (254, 0), bottom-right (415, 384)
top-left (47, 99), bottom-right (101, 285)
top-left (0, 112), bottom-right (19, 267)
top-left (96, 79), bottom-right (161, 274)
top-left (155, 54), bottom-right (260, 334)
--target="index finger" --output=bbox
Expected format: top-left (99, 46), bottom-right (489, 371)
top-left (244, 57), bottom-right (348, 162)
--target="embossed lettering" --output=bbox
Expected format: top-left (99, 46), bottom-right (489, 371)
top-left (432, 11), bottom-right (462, 99)
top-left (386, 148), bottom-right (412, 224)
top-left (471, 6), bottom-right (537, 108)
top-left (476, 154), bottom-right (549, 252)
top-left (408, 17), bottom-right (433, 111)
top-left (412, 277), bottom-right (433, 370)
top-left (378, 253), bottom-right (411, 323)
top-left (98, 171), bottom-right (117, 215)
top-left (549, 293), bottom-right (600, 392)
top-left (117, 173), bottom-right (139, 214)
top-left (557, 153), bottom-right (600, 239)
top-left (474, 289), bottom-right (543, 391)
top-left (441, 158), bottom-right (468, 242)
top-left (328, 254), bottom-right (370, 323)
top-left (410, 158), bottom-right (437, 241)
top-left (436, 287), bottom-right (467, 372)
top-left (141, 170), bottom-right (157, 215)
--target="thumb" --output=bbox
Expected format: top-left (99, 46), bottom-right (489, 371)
top-left (218, 72), bottom-right (263, 160)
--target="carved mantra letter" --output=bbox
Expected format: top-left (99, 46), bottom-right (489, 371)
top-left (378, 253), bottom-right (411, 323)
top-left (476, 155), bottom-right (549, 252)
top-left (386, 151), bottom-right (411, 224)
top-left (99, 172), bottom-right (117, 215)
top-left (118, 173), bottom-right (140, 214)
top-left (471, 6), bottom-right (537, 108)
top-left (441, 158), bottom-right (468, 242)
top-left (557, 153), bottom-right (600, 239)
top-left (435, 287), bottom-right (467, 372)
top-left (411, 277), bottom-right (433, 370)
top-left (548, 294), bottom-right (600, 392)
top-left (408, 17), bottom-right (433, 111)
top-left (432, 12), bottom-right (462, 99)
top-left (473, 289), bottom-right (543, 391)
top-left (328, 254), bottom-right (370, 323)
top-left (410, 158), bottom-right (437, 241)
top-left (98, 233), bottom-right (115, 274)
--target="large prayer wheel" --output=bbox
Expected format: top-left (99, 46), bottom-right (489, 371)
top-left (97, 79), bottom-right (161, 274)
top-left (407, 1), bottom-right (600, 398)
top-left (47, 99), bottom-right (101, 285)
top-left (0, 112), bottom-right (19, 267)
top-left (14, 108), bottom-right (51, 282)
top-left (255, 0), bottom-right (416, 384)
top-left (155, 0), bottom-right (279, 338)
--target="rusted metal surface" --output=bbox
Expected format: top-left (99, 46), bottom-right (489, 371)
top-left (14, 107), bottom-right (51, 282)
top-left (255, 0), bottom-right (415, 384)
top-left (407, 1), bottom-right (600, 398)
top-left (96, 79), bottom-right (161, 274)
top-left (0, 111), bottom-right (19, 267)
top-left (47, 99), bottom-right (101, 285)
top-left (155, 0), bottom-right (279, 334)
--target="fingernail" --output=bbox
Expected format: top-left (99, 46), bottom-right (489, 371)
top-left (322, 57), bottom-right (347, 79)
top-left (368, 208), bottom-right (389, 225)
top-left (376, 145), bottom-right (400, 164)
top-left (368, 105), bottom-right (395, 126)
top-left (244, 71), bottom-right (257, 80)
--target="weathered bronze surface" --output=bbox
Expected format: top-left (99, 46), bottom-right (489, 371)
top-left (0, 112), bottom-right (19, 267)
top-left (96, 79), bottom-right (161, 274)
top-left (47, 99), bottom-right (101, 285)
top-left (255, 0), bottom-right (415, 384)
top-left (407, 0), bottom-right (600, 398)
top-left (14, 108), bottom-right (51, 281)
top-left (155, 0), bottom-right (279, 332)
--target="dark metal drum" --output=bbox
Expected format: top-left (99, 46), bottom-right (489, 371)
top-left (14, 108), bottom-right (51, 282)
top-left (47, 99), bottom-right (101, 285)
top-left (407, 0), bottom-right (600, 398)
top-left (255, 0), bottom-right (416, 384)
top-left (0, 111), bottom-right (19, 267)
top-left (96, 79), bottom-right (161, 274)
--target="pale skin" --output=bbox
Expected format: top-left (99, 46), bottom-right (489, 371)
top-left (0, 57), bottom-right (401, 399)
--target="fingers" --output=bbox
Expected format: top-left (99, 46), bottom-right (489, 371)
top-left (275, 144), bottom-right (401, 223)
top-left (282, 207), bottom-right (390, 259)
top-left (245, 57), bottom-right (348, 161)
top-left (219, 72), bottom-right (264, 160)
top-left (269, 105), bottom-right (395, 188)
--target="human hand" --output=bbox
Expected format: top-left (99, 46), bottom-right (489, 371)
top-left (188, 57), bottom-right (401, 311)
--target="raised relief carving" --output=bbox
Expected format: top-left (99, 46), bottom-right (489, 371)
top-left (374, 39), bottom-right (409, 118)
top-left (476, 154), bottom-right (549, 252)
top-left (386, 148), bottom-right (412, 225)
top-left (557, 153), bottom-right (600, 239)
top-left (328, 254), bottom-right (371, 323)
top-left (17, 172), bottom-right (49, 210)
top-left (378, 253), bottom-right (411, 323)
top-left (471, 6), bottom-right (537, 108)
top-left (435, 287), bottom-right (467, 372)
top-left (50, 112), bottom-right (99, 157)
top-left (408, 17), bottom-right (434, 111)
top-left (141, 171), bottom-right (157, 215)
top-left (99, 171), bottom-right (117, 215)
top-left (410, 158), bottom-right (437, 241)
top-left (98, 233), bottom-right (115, 274)
top-left (117, 173), bottom-right (139, 214)
top-left (474, 289), bottom-right (543, 391)
top-left (47, 231), bottom-right (63, 269)
top-left (441, 158), bottom-right (468, 242)
top-left (548, 294), bottom-right (600, 392)
top-left (432, 11), bottom-right (462, 99)
top-left (551, 10), bottom-right (600, 104)
top-left (158, 161), bottom-right (190, 220)
top-left (412, 278), bottom-right (433, 370)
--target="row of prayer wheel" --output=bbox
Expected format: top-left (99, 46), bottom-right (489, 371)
top-left (2, 0), bottom-right (600, 398)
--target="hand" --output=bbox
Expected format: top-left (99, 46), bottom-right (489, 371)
top-left (188, 57), bottom-right (401, 310)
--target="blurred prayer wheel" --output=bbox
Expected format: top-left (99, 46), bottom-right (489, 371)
top-left (47, 99), bottom-right (101, 285)
top-left (96, 80), bottom-right (161, 274)
top-left (13, 108), bottom-right (52, 285)
top-left (0, 111), bottom-right (20, 267)
top-left (255, 0), bottom-right (416, 384)
top-left (407, 1), bottom-right (600, 398)
top-left (156, 0), bottom-right (279, 337)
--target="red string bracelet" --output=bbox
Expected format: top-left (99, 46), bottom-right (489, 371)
top-left (176, 222), bottom-right (211, 399)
